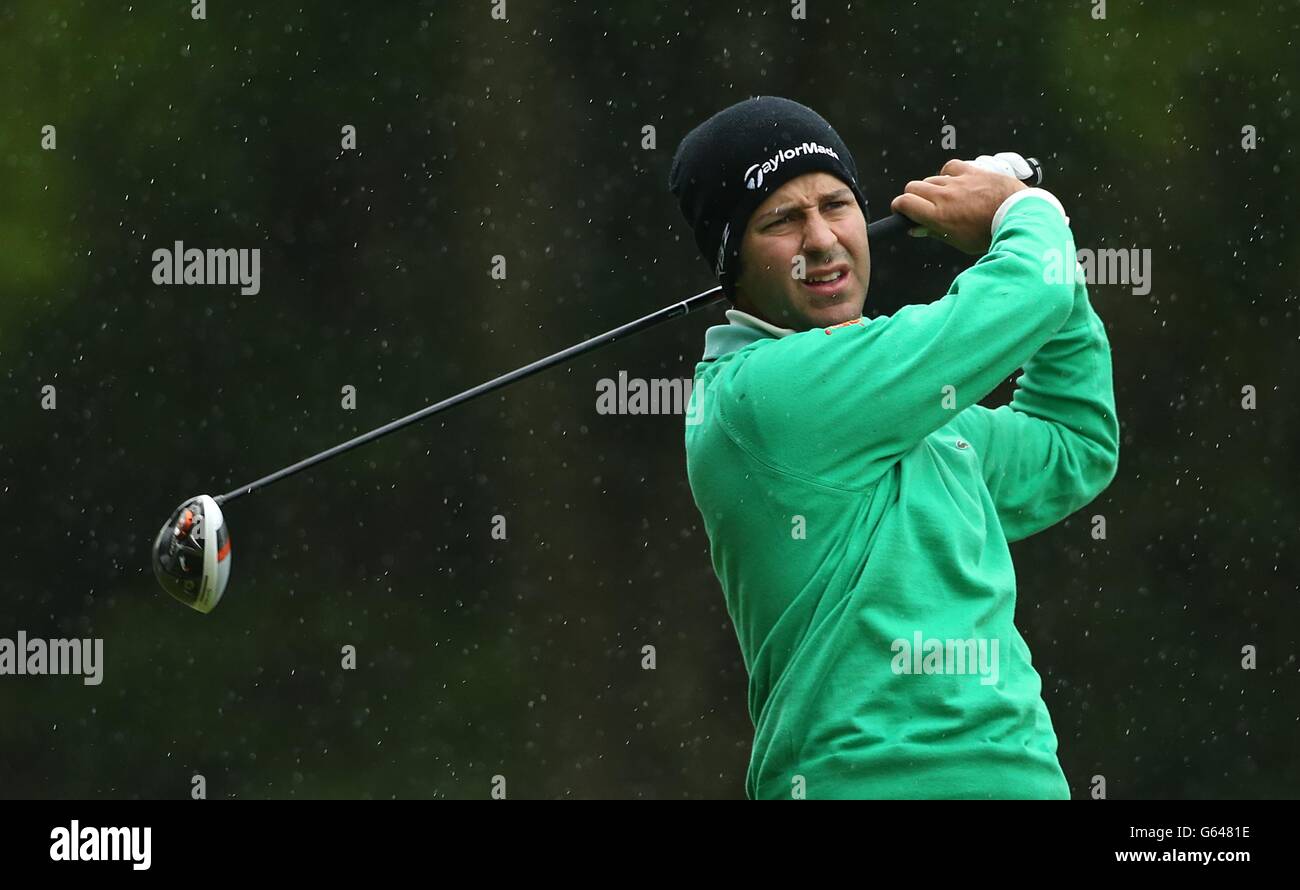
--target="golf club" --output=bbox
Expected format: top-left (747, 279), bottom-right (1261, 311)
top-left (152, 154), bottom-right (1045, 613)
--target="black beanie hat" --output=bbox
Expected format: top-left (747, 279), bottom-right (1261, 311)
top-left (668, 96), bottom-right (869, 296)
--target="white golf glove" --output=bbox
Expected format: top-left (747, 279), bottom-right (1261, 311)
top-left (966, 152), bottom-right (1038, 181)
top-left (906, 152), bottom-right (1063, 237)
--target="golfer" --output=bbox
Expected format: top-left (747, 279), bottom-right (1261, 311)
top-left (670, 96), bottom-right (1118, 799)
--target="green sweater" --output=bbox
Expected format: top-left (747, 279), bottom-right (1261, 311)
top-left (684, 193), bottom-right (1119, 799)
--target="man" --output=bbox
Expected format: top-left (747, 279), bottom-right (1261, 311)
top-left (669, 96), bottom-right (1119, 799)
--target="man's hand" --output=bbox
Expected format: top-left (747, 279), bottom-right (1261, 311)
top-left (889, 158), bottom-right (1029, 255)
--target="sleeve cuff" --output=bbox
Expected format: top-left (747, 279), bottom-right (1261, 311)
top-left (991, 187), bottom-right (1069, 236)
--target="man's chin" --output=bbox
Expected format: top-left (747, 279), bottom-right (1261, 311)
top-left (742, 289), bottom-right (865, 331)
top-left (799, 296), bottom-right (865, 330)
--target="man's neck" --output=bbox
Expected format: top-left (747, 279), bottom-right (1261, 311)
top-left (733, 298), bottom-right (792, 330)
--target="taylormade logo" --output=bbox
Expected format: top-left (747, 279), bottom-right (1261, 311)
top-left (743, 142), bottom-right (841, 190)
top-left (50, 821), bottom-right (151, 870)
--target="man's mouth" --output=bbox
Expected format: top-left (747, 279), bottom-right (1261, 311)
top-left (801, 266), bottom-right (850, 295)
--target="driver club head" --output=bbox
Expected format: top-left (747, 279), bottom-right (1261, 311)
top-left (152, 494), bottom-right (232, 614)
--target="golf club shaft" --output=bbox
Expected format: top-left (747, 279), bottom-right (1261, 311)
top-left (214, 285), bottom-right (728, 504)
top-left (212, 173), bottom-right (1031, 505)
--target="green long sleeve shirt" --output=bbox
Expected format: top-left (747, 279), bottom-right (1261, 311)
top-left (684, 192), bottom-right (1119, 799)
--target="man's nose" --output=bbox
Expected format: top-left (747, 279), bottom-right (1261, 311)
top-left (801, 212), bottom-right (838, 256)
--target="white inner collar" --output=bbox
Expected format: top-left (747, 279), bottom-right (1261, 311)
top-left (725, 308), bottom-right (797, 339)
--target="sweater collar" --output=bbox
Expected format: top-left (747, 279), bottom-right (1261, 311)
top-left (701, 308), bottom-right (797, 361)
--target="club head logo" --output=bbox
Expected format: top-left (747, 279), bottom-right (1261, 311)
top-left (743, 163), bottom-right (764, 190)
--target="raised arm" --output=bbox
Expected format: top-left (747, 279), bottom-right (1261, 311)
top-left (949, 259), bottom-right (1119, 542)
top-left (714, 191), bottom-right (1078, 488)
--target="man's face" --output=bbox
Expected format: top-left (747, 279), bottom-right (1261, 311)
top-left (732, 171), bottom-right (870, 331)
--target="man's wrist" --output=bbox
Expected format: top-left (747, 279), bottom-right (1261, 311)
top-left (991, 188), bottom-right (1069, 236)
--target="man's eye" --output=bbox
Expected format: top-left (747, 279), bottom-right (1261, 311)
top-left (825, 200), bottom-right (849, 210)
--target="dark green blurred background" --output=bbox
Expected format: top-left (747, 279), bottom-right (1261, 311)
top-left (1, 1), bottom-right (1296, 799)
